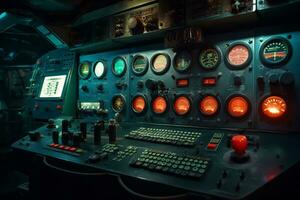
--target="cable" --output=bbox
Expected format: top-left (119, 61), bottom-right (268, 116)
top-left (117, 175), bottom-right (188, 200)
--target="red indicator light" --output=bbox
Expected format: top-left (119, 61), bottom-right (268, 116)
top-left (202, 78), bottom-right (216, 86)
top-left (262, 96), bottom-right (287, 118)
top-left (152, 96), bottom-right (167, 114)
top-left (173, 96), bottom-right (191, 116)
top-left (207, 143), bottom-right (217, 150)
top-left (200, 96), bottom-right (219, 116)
top-left (132, 96), bottom-right (146, 113)
top-left (176, 79), bottom-right (189, 87)
top-left (227, 96), bottom-right (249, 118)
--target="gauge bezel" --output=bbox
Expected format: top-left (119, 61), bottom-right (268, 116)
top-left (93, 60), bottom-right (107, 79)
top-left (259, 37), bottom-right (292, 67)
top-left (78, 61), bottom-right (92, 80)
top-left (198, 45), bottom-right (221, 71)
top-left (173, 50), bottom-right (192, 73)
top-left (112, 56), bottom-right (127, 77)
top-left (226, 94), bottom-right (251, 119)
top-left (172, 95), bottom-right (192, 116)
top-left (151, 95), bottom-right (169, 115)
top-left (131, 54), bottom-right (149, 76)
top-left (199, 94), bottom-right (221, 117)
top-left (259, 94), bottom-right (288, 120)
top-left (225, 42), bottom-right (252, 70)
top-left (150, 53), bottom-right (171, 75)
top-left (112, 94), bottom-right (126, 112)
top-left (131, 94), bottom-right (148, 115)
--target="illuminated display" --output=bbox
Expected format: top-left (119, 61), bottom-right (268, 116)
top-left (173, 96), bottom-right (191, 116)
top-left (112, 57), bottom-right (127, 76)
top-left (39, 75), bottom-right (66, 98)
top-left (94, 61), bottom-right (106, 78)
top-left (152, 96), bottom-right (167, 114)
top-left (79, 62), bottom-right (91, 79)
top-left (202, 77), bottom-right (217, 86)
top-left (199, 47), bottom-right (220, 70)
top-left (200, 96), bottom-right (219, 116)
top-left (174, 51), bottom-right (192, 72)
top-left (132, 95), bottom-right (147, 113)
top-left (132, 55), bottom-right (148, 75)
top-left (227, 44), bottom-right (251, 68)
top-left (112, 95), bottom-right (126, 112)
top-left (176, 79), bottom-right (189, 87)
top-left (151, 53), bottom-right (170, 74)
top-left (227, 96), bottom-right (249, 118)
top-left (262, 96), bottom-right (287, 118)
top-left (79, 102), bottom-right (101, 110)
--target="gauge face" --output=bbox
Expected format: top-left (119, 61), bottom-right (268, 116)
top-left (112, 57), bottom-right (126, 76)
top-left (173, 96), bottom-right (191, 116)
top-left (79, 62), bottom-right (91, 79)
top-left (174, 51), bottom-right (192, 72)
top-left (132, 95), bottom-right (147, 114)
top-left (132, 55), bottom-right (148, 75)
top-left (227, 96), bottom-right (249, 118)
top-left (151, 53), bottom-right (170, 74)
top-left (199, 48), bottom-right (220, 70)
top-left (262, 96), bottom-right (287, 118)
top-left (261, 38), bottom-right (291, 66)
top-left (200, 96), bottom-right (219, 116)
top-left (227, 44), bottom-right (251, 68)
top-left (112, 95), bottom-right (126, 112)
top-left (152, 96), bottom-right (167, 114)
top-left (94, 61), bottom-right (106, 78)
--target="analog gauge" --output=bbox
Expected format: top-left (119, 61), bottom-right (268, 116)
top-left (132, 55), bottom-right (148, 75)
top-left (261, 96), bottom-right (287, 118)
top-left (94, 61), bottom-right (106, 78)
top-left (151, 53), bottom-right (170, 74)
top-left (174, 51), bottom-right (192, 73)
top-left (199, 47), bottom-right (220, 70)
top-left (112, 95), bottom-right (126, 112)
top-left (132, 95), bottom-right (147, 114)
top-left (226, 43), bottom-right (251, 69)
top-left (173, 96), bottom-right (191, 116)
top-left (112, 57), bottom-right (127, 77)
top-left (199, 95), bottom-right (219, 116)
top-left (227, 96), bottom-right (250, 118)
top-left (260, 38), bottom-right (291, 66)
top-left (152, 96), bottom-right (167, 114)
top-left (78, 62), bottom-right (91, 79)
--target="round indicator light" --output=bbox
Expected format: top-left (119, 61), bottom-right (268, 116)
top-left (227, 96), bottom-right (249, 118)
top-left (132, 55), bottom-right (148, 75)
top-left (199, 47), bottom-right (220, 70)
top-left (79, 62), bottom-right (91, 79)
top-left (132, 95), bottom-right (147, 114)
top-left (112, 57), bottom-right (127, 77)
top-left (173, 96), bottom-right (191, 116)
top-left (227, 44), bottom-right (251, 68)
top-left (152, 96), bottom-right (167, 114)
top-left (112, 95), bottom-right (126, 112)
top-left (200, 96), bottom-right (219, 116)
top-left (174, 51), bottom-right (192, 73)
top-left (262, 96), bottom-right (287, 118)
top-left (151, 53), bottom-right (170, 74)
top-left (94, 61), bottom-right (106, 78)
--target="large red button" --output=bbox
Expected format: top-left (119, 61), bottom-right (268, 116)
top-left (231, 135), bottom-right (248, 155)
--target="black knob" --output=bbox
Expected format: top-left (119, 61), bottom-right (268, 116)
top-left (234, 76), bottom-right (242, 86)
top-left (280, 72), bottom-right (294, 86)
top-left (145, 79), bottom-right (157, 90)
top-left (257, 76), bottom-right (265, 90)
top-left (47, 119), bottom-right (55, 129)
top-left (115, 82), bottom-right (123, 89)
top-left (73, 131), bottom-right (81, 147)
top-left (108, 119), bottom-right (116, 144)
top-left (97, 84), bottom-right (104, 91)
top-left (61, 132), bottom-right (69, 145)
top-left (269, 74), bottom-right (279, 85)
top-left (62, 120), bottom-right (69, 133)
top-left (137, 81), bottom-right (144, 88)
top-left (94, 122), bottom-right (103, 145)
top-left (81, 85), bottom-right (89, 92)
top-left (157, 81), bottom-right (165, 89)
top-left (80, 122), bottom-right (87, 140)
top-left (52, 131), bottom-right (59, 144)
top-left (29, 131), bottom-right (40, 141)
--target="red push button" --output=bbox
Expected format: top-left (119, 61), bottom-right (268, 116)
top-left (56, 105), bottom-right (63, 110)
top-left (69, 147), bottom-right (77, 152)
top-left (207, 143), bottom-right (217, 150)
top-left (59, 145), bottom-right (65, 149)
top-left (231, 135), bottom-right (248, 155)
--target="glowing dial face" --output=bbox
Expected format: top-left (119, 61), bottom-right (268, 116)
top-left (112, 95), bottom-right (125, 112)
top-left (262, 39), bottom-right (290, 65)
top-left (112, 57), bottom-right (126, 76)
top-left (174, 51), bottom-right (192, 72)
top-left (228, 44), bottom-right (250, 67)
top-left (200, 96), bottom-right (219, 116)
top-left (199, 48), bottom-right (220, 70)
top-left (152, 96), bottom-right (167, 114)
top-left (94, 61), bottom-right (106, 78)
top-left (132, 96), bottom-right (146, 113)
top-left (152, 54), bottom-right (170, 74)
top-left (227, 96), bottom-right (249, 118)
top-left (262, 96), bottom-right (287, 118)
top-left (79, 62), bottom-right (91, 79)
top-left (173, 96), bottom-right (191, 116)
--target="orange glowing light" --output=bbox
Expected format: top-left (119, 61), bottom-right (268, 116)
top-left (262, 96), bottom-right (287, 118)
top-left (132, 96), bottom-right (146, 113)
top-left (174, 96), bottom-right (191, 116)
top-left (200, 96), bottom-right (219, 116)
top-left (227, 96), bottom-right (249, 118)
top-left (152, 96), bottom-right (167, 114)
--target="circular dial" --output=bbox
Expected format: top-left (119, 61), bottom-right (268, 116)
top-left (112, 95), bottom-right (126, 112)
top-left (199, 48), bottom-right (220, 70)
top-left (173, 96), bottom-right (191, 116)
top-left (199, 95), bottom-right (219, 116)
top-left (262, 96), bottom-right (287, 118)
top-left (112, 57), bottom-right (127, 76)
top-left (227, 96), bottom-right (249, 118)
top-left (132, 95), bottom-right (147, 114)
top-left (152, 96), bottom-right (167, 114)
top-left (174, 51), bottom-right (192, 72)
top-left (132, 55), bottom-right (148, 75)
top-left (261, 38), bottom-right (291, 66)
top-left (94, 61), bottom-right (106, 78)
top-left (151, 53), bottom-right (170, 74)
top-left (79, 62), bottom-right (91, 79)
top-left (227, 44), bottom-right (251, 68)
